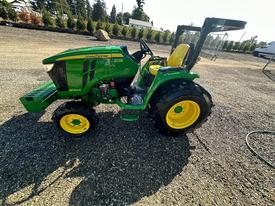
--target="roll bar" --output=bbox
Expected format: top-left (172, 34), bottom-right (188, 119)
top-left (172, 17), bottom-right (247, 71)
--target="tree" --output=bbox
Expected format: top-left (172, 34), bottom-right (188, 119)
top-left (86, 0), bottom-right (92, 18)
top-left (256, 41), bottom-right (267, 48)
top-left (87, 18), bottom-right (94, 34)
top-left (105, 22), bottom-right (111, 35)
top-left (169, 32), bottom-right (175, 44)
top-left (163, 30), bottom-right (170, 43)
top-left (0, 6), bottom-right (8, 20)
top-left (92, 0), bottom-right (107, 21)
top-left (222, 40), bottom-right (228, 50)
top-left (76, 0), bottom-right (86, 19)
top-left (96, 20), bottom-right (103, 30)
top-left (67, 0), bottom-right (77, 15)
top-left (110, 5), bottom-right (116, 23)
top-left (123, 12), bottom-right (131, 24)
top-left (136, 0), bottom-right (145, 9)
top-left (8, 7), bottom-right (17, 21)
top-left (131, 27), bottom-right (137, 39)
top-left (52, 0), bottom-right (71, 15)
top-left (154, 31), bottom-right (161, 43)
top-left (132, 6), bottom-right (149, 22)
top-left (116, 12), bottom-right (123, 25)
top-left (30, 0), bottom-right (48, 12)
top-left (42, 10), bottom-right (53, 26)
top-left (227, 41), bottom-right (234, 51)
top-left (0, 0), bottom-right (17, 21)
top-left (146, 29), bottom-right (153, 41)
top-left (240, 40), bottom-right (249, 52)
top-left (67, 14), bottom-right (76, 29)
top-left (77, 16), bottom-right (86, 31)
top-left (233, 42), bottom-right (241, 51)
top-left (112, 23), bottom-right (120, 36)
top-left (56, 15), bottom-right (66, 28)
top-left (121, 26), bottom-right (128, 38)
top-left (138, 28), bottom-right (144, 39)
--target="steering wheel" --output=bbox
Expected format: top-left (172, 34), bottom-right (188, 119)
top-left (140, 39), bottom-right (154, 56)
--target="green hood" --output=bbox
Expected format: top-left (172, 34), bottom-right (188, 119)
top-left (42, 46), bottom-right (124, 64)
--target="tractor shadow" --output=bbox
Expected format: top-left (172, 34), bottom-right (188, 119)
top-left (0, 111), bottom-right (191, 205)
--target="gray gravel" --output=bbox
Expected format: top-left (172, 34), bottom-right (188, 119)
top-left (0, 26), bottom-right (274, 206)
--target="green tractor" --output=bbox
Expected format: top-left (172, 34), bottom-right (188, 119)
top-left (20, 18), bottom-right (246, 139)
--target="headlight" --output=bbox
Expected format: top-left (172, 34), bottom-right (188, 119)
top-left (44, 64), bottom-right (54, 72)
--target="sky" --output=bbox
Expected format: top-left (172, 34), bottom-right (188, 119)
top-left (104, 0), bottom-right (275, 42)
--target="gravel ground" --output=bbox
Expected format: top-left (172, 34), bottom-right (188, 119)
top-left (0, 26), bottom-right (274, 206)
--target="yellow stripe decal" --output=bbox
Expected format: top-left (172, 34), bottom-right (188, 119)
top-left (57, 53), bottom-right (124, 61)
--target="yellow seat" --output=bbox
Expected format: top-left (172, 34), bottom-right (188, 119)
top-left (167, 44), bottom-right (190, 67)
top-left (149, 44), bottom-right (190, 75)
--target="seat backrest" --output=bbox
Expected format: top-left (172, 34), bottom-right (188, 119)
top-left (167, 44), bottom-right (190, 67)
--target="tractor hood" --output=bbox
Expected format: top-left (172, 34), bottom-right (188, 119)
top-left (43, 46), bottom-right (124, 64)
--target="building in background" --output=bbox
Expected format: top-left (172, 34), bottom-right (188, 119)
top-left (129, 18), bottom-right (152, 30)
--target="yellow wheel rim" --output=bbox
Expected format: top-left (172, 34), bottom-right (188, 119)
top-left (60, 114), bottom-right (90, 134)
top-left (166, 100), bottom-right (200, 129)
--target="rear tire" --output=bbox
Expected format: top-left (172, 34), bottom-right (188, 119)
top-left (152, 80), bottom-right (213, 134)
top-left (52, 101), bottom-right (97, 140)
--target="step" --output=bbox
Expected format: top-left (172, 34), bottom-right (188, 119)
top-left (120, 114), bottom-right (139, 121)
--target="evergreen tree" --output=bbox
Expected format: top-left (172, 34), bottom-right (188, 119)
top-left (0, 5), bottom-right (8, 20)
top-left (163, 30), bottom-right (170, 43)
top-left (222, 40), bottom-right (228, 50)
top-left (146, 29), bottom-right (153, 41)
top-left (112, 23), bottom-right (120, 36)
top-left (92, 0), bottom-right (107, 21)
top-left (131, 6), bottom-right (149, 22)
top-left (86, 0), bottom-right (92, 18)
top-left (116, 12), bottom-right (123, 25)
top-left (53, 0), bottom-right (71, 15)
top-left (121, 26), bottom-right (128, 37)
top-left (227, 41), bottom-right (234, 51)
top-left (67, 14), bottom-right (76, 29)
top-left (123, 12), bottom-right (131, 24)
top-left (131, 27), bottom-right (137, 39)
top-left (30, 0), bottom-right (48, 12)
top-left (42, 10), bottom-right (53, 26)
top-left (105, 22), bottom-right (111, 35)
top-left (77, 16), bottom-right (86, 30)
top-left (169, 32), bottom-right (175, 44)
top-left (96, 20), bottom-right (103, 30)
top-left (56, 15), bottom-right (66, 28)
top-left (67, 0), bottom-right (77, 15)
top-left (87, 18), bottom-right (94, 34)
top-left (138, 28), bottom-right (144, 39)
top-left (77, 0), bottom-right (87, 19)
top-left (154, 31), bottom-right (161, 43)
top-left (136, 0), bottom-right (145, 9)
top-left (132, 0), bottom-right (149, 22)
top-left (233, 42), bottom-right (241, 51)
top-left (110, 5), bottom-right (116, 24)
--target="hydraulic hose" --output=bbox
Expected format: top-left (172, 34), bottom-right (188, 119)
top-left (245, 130), bottom-right (275, 169)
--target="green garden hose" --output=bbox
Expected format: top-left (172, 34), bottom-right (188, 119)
top-left (245, 131), bottom-right (275, 169)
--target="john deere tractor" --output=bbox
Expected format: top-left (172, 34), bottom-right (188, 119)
top-left (20, 18), bottom-right (246, 138)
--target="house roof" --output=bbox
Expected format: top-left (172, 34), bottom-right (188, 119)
top-left (129, 18), bottom-right (152, 27)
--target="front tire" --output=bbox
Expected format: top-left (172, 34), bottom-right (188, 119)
top-left (152, 80), bottom-right (213, 134)
top-left (52, 101), bottom-right (96, 140)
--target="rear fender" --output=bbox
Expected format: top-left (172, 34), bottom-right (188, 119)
top-left (144, 68), bottom-right (199, 107)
